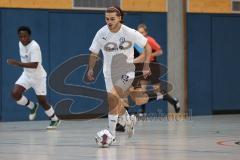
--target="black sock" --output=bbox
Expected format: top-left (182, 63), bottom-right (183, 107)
top-left (25, 99), bottom-right (30, 106)
top-left (163, 94), bottom-right (177, 105)
top-left (141, 104), bottom-right (146, 113)
top-left (146, 92), bottom-right (157, 102)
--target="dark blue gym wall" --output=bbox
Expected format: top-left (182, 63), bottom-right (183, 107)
top-left (124, 13), bottom-right (168, 114)
top-left (2, 9), bottom-right (240, 121)
top-left (1, 9), bottom-right (50, 121)
top-left (187, 13), bottom-right (240, 115)
top-left (0, 8), bottom-right (167, 121)
top-left (187, 14), bottom-right (212, 115)
top-left (211, 15), bottom-right (240, 112)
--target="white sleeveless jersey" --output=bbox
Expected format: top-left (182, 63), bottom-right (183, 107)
top-left (89, 24), bottom-right (147, 77)
top-left (19, 40), bottom-right (47, 78)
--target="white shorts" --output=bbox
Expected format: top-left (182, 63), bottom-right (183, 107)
top-left (104, 72), bottom-right (135, 93)
top-left (15, 73), bottom-right (47, 95)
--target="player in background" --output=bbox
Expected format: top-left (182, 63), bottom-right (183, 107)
top-left (135, 23), bottom-right (180, 114)
top-left (116, 24), bottom-right (180, 132)
top-left (7, 26), bottom-right (60, 129)
top-left (86, 6), bottom-right (152, 141)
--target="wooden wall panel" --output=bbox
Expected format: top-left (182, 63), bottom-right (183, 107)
top-left (0, 0), bottom-right (72, 9)
top-left (188, 0), bottom-right (232, 13)
top-left (121, 0), bottom-right (167, 12)
top-left (0, 0), bottom-right (237, 15)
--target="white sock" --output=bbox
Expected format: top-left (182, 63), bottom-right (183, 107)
top-left (45, 107), bottom-right (58, 121)
top-left (51, 115), bottom-right (58, 121)
top-left (108, 114), bottom-right (118, 137)
top-left (16, 95), bottom-right (34, 109)
top-left (118, 110), bottom-right (129, 126)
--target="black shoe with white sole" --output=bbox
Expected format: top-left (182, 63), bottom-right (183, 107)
top-left (116, 123), bottom-right (125, 132)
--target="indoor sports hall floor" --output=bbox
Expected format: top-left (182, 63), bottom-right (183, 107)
top-left (0, 115), bottom-right (239, 160)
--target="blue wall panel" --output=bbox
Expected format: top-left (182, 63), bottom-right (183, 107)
top-left (140, 13), bottom-right (168, 114)
top-left (187, 14), bottom-right (240, 115)
top-left (48, 11), bottom-right (107, 116)
top-left (187, 14), bottom-right (212, 115)
top-left (123, 13), bottom-right (168, 114)
top-left (0, 9), bottom-right (168, 121)
top-left (1, 9), bottom-right (49, 121)
top-left (141, 13), bottom-right (167, 64)
top-left (211, 16), bottom-right (240, 111)
top-left (47, 12), bottom-right (168, 115)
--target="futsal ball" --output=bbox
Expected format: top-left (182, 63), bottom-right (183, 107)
top-left (95, 129), bottom-right (115, 148)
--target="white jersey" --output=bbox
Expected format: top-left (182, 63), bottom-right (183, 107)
top-left (89, 24), bottom-right (147, 78)
top-left (19, 40), bottom-right (47, 78)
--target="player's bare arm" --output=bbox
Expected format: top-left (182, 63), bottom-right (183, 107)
top-left (7, 58), bottom-right (38, 68)
top-left (133, 46), bottom-right (162, 63)
top-left (142, 42), bottom-right (152, 78)
top-left (87, 52), bottom-right (98, 81)
top-left (151, 48), bottom-right (163, 57)
top-left (134, 51), bottom-right (145, 63)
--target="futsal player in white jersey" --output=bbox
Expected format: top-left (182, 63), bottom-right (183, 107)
top-left (7, 26), bottom-right (60, 129)
top-left (87, 6), bottom-right (152, 140)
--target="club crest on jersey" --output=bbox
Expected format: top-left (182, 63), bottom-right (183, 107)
top-left (119, 37), bottom-right (125, 43)
top-left (121, 74), bottom-right (129, 84)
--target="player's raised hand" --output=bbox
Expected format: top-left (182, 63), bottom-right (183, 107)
top-left (7, 58), bottom-right (20, 67)
top-left (87, 68), bottom-right (95, 81)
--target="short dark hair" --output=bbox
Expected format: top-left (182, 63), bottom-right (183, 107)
top-left (17, 26), bottom-right (31, 35)
top-left (106, 6), bottom-right (124, 23)
top-left (137, 24), bottom-right (148, 33)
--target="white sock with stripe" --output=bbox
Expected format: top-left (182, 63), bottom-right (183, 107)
top-left (16, 95), bottom-right (34, 110)
top-left (45, 106), bottom-right (58, 121)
